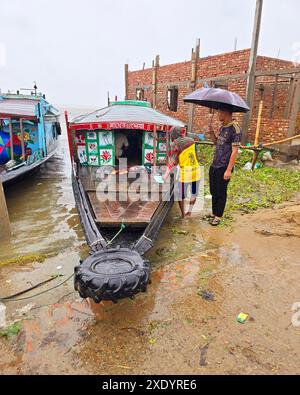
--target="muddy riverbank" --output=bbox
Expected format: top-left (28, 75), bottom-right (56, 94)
top-left (0, 107), bottom-right (300, 374)
top-left (1, 197), bottom-right (300, 375)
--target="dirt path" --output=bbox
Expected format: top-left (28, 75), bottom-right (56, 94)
top-left (1, 200), bottom-right (300, 375)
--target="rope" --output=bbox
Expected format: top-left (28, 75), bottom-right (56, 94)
top-left (0, 223), bottom-right (127, 303)
top-left (0, 275), bottom-right (61, 301)
top-left (0, 273), bottom-right (75, 303)
top-left (106, 220), bottom-right (126, 246)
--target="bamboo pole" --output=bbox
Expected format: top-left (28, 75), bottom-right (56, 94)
top-left (0, 180), bottom-right (11, 239)
top-left (254, 100), bottom-right (264, 147)
top-left (262, 134), bottom-right (300, 148)
top-left (253, 99), bottom-right (263, 145)
top-left (195, 133), bottom-right (300, 150)
top-left (9, 118), bottom-right (14, 161)
top-left (250, 99), bottom-right (264, 169)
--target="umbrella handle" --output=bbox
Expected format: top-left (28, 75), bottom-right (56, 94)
top-left (208, 111), bottom-right (215, 130)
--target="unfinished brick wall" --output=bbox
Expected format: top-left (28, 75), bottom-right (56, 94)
top-left (127, 49), bottom-right (298, 145)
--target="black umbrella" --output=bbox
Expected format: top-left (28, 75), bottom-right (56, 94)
top-left (184, 87), bottom-right (250, 113)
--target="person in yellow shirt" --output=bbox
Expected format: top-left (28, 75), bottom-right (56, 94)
top-left (163, 126), bottom-right (200, 218)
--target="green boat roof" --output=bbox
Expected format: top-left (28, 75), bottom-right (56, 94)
top-left (71, 102), bottom-right (185, 128)
top-left (110, 100), bottom-right (151, 108)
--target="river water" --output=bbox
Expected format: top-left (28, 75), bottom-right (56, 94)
top-left (0, 108), bottom-right (94, 261)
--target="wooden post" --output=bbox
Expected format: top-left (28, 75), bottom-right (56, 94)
top-left (20, 118), bottom-right (25, 161)
top-left (153, 124), bottom-right (157, 174)
top-left (285, 77), bottom-right (295, 118)
top-left (152, 55), bottom-right (159, 108)
top-left (234, 37), bottom-right (238, 51)
top-left (287, 77), bottom-right (300, 137)
top-left (284, 77), bottom-right (300, 155)
top-left (269, 74), bottom-right (278, 119)
top-left (0, 180), bottom-right (11, 239)
top-left (187, 39), bottom-right (200, 133)
top-left (124, 64), bottom-right (129, 100)
top-left (9, 118), bottom-right (14, 161)
top-left (242, 0), bottom-right (264, 145)
top-left (64, 111), bottom-right (74, 164)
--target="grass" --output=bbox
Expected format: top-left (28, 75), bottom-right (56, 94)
top-left (196, 145), bottom-right (300, 224)
top-left (0, 321), bottom-right (23, 339)
top-left (0, 253), bottom-right (50, 267)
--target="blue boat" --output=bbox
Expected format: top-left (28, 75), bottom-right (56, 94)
top-left (0, 91), bottom-right (61, 184)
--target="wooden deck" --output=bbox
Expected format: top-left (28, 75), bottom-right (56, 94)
top-left (87, 192), bottom-right (161, 226)
top-left (79, 167), bottom-right (163, 227)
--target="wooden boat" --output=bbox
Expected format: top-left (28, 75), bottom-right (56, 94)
top-left (65, 100), bottom-right (185, 302)
top-left (0, 92), bottom-right (61, 184)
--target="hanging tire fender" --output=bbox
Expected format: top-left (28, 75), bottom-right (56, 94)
top-left (74, 248), bottom-right (150, 303)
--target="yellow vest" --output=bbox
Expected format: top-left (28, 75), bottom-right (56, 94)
top-left (178, 144), bottom-right (200, 183)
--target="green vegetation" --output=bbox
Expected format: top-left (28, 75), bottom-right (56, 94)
top-left (196, 144), bottom-right (300, 224)
top-left (0, 321), bottom-right (23, 339)
top-left (0, 253), bottom-right (50, 267)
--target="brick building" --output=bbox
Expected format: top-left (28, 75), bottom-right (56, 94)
top-left (125, 47), bottom-right (300, 151)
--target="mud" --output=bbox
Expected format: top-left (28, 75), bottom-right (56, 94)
top-left (1, 199), bottom-right (300, 375)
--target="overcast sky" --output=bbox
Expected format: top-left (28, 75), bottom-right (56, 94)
top-left (0, 0), bottom-right (299, 107)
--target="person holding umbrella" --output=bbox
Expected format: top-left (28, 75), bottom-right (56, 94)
top-left (207, 107), bottom-right (241, 226)
top-left (184, 87), bottom-right (250, 226)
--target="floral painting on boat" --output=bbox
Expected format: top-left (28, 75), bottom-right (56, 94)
top-left (87, 132), bottom-right (97, 140)
top-left (87, 142), bottom-right (98, 154)
top-left (100, 149), bottom-right (113, 165)
top-left (144, 149), bottom-right (154, 164)
top-left (88, 155), bottom-right (99, 166)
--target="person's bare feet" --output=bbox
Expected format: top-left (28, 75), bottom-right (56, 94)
top-left (185, 211), bottom-right (192, 217)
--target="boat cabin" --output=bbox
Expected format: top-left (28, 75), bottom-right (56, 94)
top-left (67, 100), bottom-right (185, 235)
top-left (0, 93), bottom-right (61, 183)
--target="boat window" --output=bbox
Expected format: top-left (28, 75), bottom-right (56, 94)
top-left (136, 88), bottom-right (145, 101)
top-left (115, 129), bottom-right (142, 167)
top-left (213, 81), bottom-right (228, 90)
top-left (167, 86), bottom-right (178, 112)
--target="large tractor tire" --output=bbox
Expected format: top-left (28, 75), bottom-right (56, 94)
top-left (74, 248), bottom-right (150, 303)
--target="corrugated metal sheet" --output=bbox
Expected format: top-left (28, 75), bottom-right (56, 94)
top-left (0, 98), bottom-right (38, 118)
top-left (71, 103), bottom-right (185, 127)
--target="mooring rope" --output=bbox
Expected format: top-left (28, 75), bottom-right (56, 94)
top-left (0, 273), bottom-right (75, 303)
top-left (0, 222), bottom-right (127, 303)
top-left (106, 220), bottom-right (126, 246)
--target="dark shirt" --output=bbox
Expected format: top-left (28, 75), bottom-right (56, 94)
top-left (212, 122), bottom-right (242, 169)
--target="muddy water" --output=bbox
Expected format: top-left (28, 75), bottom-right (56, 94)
top-left (0, 108), bottom-right (91, 261)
